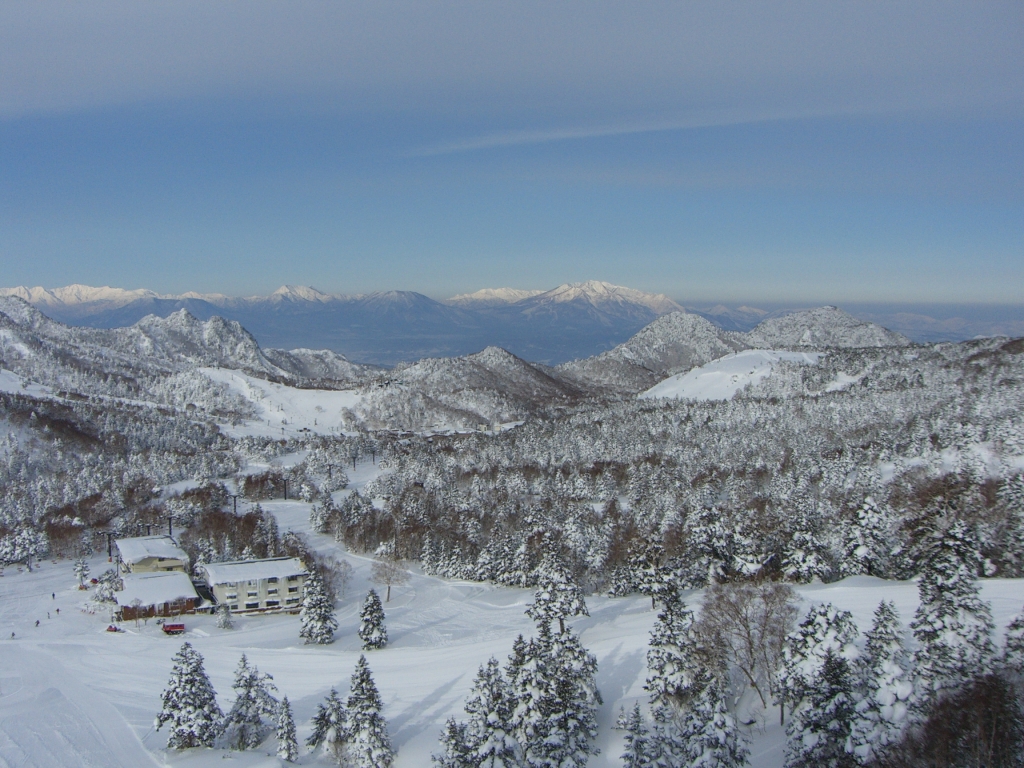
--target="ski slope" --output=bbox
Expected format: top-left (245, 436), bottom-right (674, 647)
top-left (2, 459), bottom-right (1022, 768)
top-left (199, 367), bottom-right (364, 438)
top-left (639, 349), bottom-right (821, 401)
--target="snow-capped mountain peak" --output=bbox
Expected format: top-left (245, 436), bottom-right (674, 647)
top-left (446, 288), bottom-right (544, 306)
top-left (0, 284), bottom-right (158, 307)
top-left (269, 285), bottom-right (336, 303)
top-left (534, 281), bottom-right (683, 314)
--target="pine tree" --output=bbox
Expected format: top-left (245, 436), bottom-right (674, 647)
top-left (646, 705), bottom-right (689, 767)
top-left (306, 688), bottom-right (346, 759)
top-left (850, 601), bottom-right (912, 762)
top-left (299, 568), bottom-right (338, 645)
top-left (910, 521), bottom-right (995, 710)
top-left (620, 703), bottom-right (653, 768)
top-left (216, 602), bottom-right (233, 630)
top-left (780, 604), bottom-right (859, 768)
top-left (73, 557), bottom-right (90, 586)
top-left (276, 696), bottom-right (298, 762)
top-left (525, 553), bottom-right (589, 634)
top-left (839, 497), bottom-right (894, 578)
top-left (506, 628), bottom-right (552, 766)
top-left (433, 717), bottom-right (474, 768)
top-left (506, 621), bottom-right (602, 768)
top-left (342, 655), bottom-right (394, 768)
top-left (222, 653), bottom-right (278, 750)
top-left (645, 598), bottom-right (714, 711)
top-left (679, 679), bottom-right (750, 768)
top-left (1003, 606), bottom-right (1024, 675)
top-left (784, 650), bottom-right (857, 768)
top-left (359, 589), bottom-right (388, 650)
top-left (546, 626), bottom-right (603, 767)
top-left (463, 657), bottom-right (520, 767)
top-left (154, 642), bottom-right (223, 749)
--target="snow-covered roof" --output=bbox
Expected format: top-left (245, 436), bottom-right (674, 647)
top-left (201, 557), bottom-right (307, 585)
top-left (117, 571), bottom-right (198, 607)
top-left (115, 535), bottom-right (187, 564)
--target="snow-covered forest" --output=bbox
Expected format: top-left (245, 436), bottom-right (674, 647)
top-left (1, 295), bottom-right (1023, 766)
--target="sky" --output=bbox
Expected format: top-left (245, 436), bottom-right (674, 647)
top-left (1, 1), bottom-right (1022, 304)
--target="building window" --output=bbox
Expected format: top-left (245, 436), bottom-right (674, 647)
top-left (247, 591), bottom-right (258, 598)
top-left (287, 586), bottom-right (298, 593)
top-left (226, 593), bottom-right (238, 600)
top-left (285, 597), bottom-right (299, 604)
top-left (245, 602), bottom-right (260, 610)
top-left (230, 604), bottom-right (239, 611)
top-left (287, 575), bottom-right (299, 581)
top-left (267, 577), bottom-right (278, 584)
top-left (265, 600), bottom-right (279, 608)
top-left (267, 588), bottom-right (278, 595)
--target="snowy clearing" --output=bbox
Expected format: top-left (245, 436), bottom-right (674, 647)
top-left (199, 368), bottom-right (364, 438)
top-left (639, 350), bottom-right (821, 401)
top-left (0, 369), bottom-right (52, 399)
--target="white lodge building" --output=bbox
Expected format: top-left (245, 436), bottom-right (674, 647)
top-left (115, 535), bottom-right (189, 574)
top-left (201, 557), bottom-right (308, 613)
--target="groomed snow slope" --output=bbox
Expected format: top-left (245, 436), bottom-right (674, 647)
top-left (199, 367), bottom-right (363, 438)
top-left (640, 349), bottom-right (821, 401)
top-left (3, 539), bottom-right (1022, 768)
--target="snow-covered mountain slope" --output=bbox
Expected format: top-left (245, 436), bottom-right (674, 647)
top-left (513, 280), bottom-right (683, 321)
top-left (0, 297), bottom-right (287, 381)
top-left (741, 306), bottom-right (911, 349)
top-left (0, 283), bottom-right (159, 309)
top-left (350, 346), bottom-right (587, 431)
top-left (446, 288), bottom-right (545, 306)
top-left (557, 311), bottom-right (748, 394)
top-left (200, 367), bottom-right (364, 437)
top-left (262, 348), bottom-right (379, 386)
top-left (639, 349), bottom-right (822, 401)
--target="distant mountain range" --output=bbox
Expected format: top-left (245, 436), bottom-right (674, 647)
top-left (2, 281), bottom-right (1020, 365)
top-left (0, 292), bottom-right (917, 431)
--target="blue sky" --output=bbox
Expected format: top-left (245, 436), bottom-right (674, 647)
top-left (1, 1), bottom-right (1022, 303)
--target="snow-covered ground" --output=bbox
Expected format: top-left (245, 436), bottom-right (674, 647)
top-left (199, 368), bottom-right (364, 438)
top-left (2, 459), bottom-right (1022, 768)
top-left (639, 350), bottom-right (821, 402)
top-left (0, 369), bottom-right (52, 399)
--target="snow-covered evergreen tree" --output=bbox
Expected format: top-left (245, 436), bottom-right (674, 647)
top-left (910, 521), bottom-right (995, 710)
top-left (1002, 605), bottom-right (1024, 675)
top-left (839, 498), bottom-right (894, 578)
top-left (342, 655), bottom-right (394, 768)
top-left (525, 552), bottom-right (589, 634)
top-left (462, 657), bottom-right (520, 767)
top-left (433, 717), bottom-right (473, 768)
top-left (276, 695), bottom-right (298, 762)
top-left (359, 589), bottom-right (388, 650)
top-left (216, 602), bottom-right (233, 630)
top-left (678, 679), bottom-right (749, 768)
top-left (506, 620), bottom-right (601, 768)
top-left (645, 597), bottom-right (714, 711)
top-left (222, 653), bottom-right (278, 750)
top-left (780, 603), bottom-right (859, 768)
top-left (154, 642), bottom-right (223, 749)
top-left (850, 601), bottom-right (912, 762)
top-left (506, 629), bottom-right (552, 766)
top-left (784, 650), bottom-right (857, 768)
top-left (92, 568), bottom-right (121, 603)
top-left (306, 688), bottom-right (346, 759)
top-left (73, 557), bottom-right (90, 586)
top-left (299, 568), bottom-right (337, 645)
top-left (620, 703), bottom-right (653, 768)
